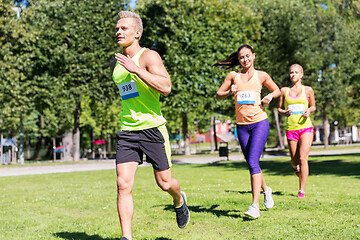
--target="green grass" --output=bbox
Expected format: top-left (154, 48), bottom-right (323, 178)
top-left (1, 154), bottom-right (360, 239)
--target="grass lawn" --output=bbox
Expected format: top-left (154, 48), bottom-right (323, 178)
top-left (0, 153), bottom-right (359, 239)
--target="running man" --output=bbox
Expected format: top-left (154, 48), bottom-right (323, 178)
top-left (278, 64), bottom-right (316, 199)
top-left (214, 44), bottom-right (280, 219)
top-left (110, 11), bottom-right (189, 240)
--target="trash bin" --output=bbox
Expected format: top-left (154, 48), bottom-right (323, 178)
top-left (219, 142), bottom-right (229, 160)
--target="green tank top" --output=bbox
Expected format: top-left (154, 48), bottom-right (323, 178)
top-left (284, 86), bottom-right (313, 131)
top-left (112, 48), bottom-right (166, 131)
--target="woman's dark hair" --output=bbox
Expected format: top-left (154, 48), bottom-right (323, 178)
top-left (213, 44), bottom-right (254, 69)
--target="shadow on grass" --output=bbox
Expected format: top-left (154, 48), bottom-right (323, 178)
top-left (54, 232), bottom-right (172, 240)
top-left (147, 238), bottom-right (172, 240)
top-left (162, 204), bottom-right (266, 222)
top-left (224, 189), bottom-right (286, 196)
top-left (195, 153), bottom-right (360, 178)
top-left (141, 238), bottom-right (172, 240)
top-left (53, 232), bottom-right (119, 240)
top-left (163, 204), bottom-right (242, 219)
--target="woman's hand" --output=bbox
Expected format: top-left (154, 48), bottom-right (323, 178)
top-left (230, 84), bottom-right (238, 94)
top-left (261, 93), bottom-right (273, 105)
top-left (302, 109), bottom-right (311, 118)
top-left (284, 110), bottom-right (292, 117)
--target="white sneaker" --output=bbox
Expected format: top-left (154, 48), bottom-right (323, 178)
top-left (264, 186), bottom-right (274, 209)
top-left (244, 204), bottom-right (260, 218)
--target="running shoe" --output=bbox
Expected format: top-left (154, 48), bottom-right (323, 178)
top-left (298, 190), bottom-right (305, 199)
top-left (120, 237), bottom-right (128, 240)
top-left (264, 186), bottom-right (274, 209)
top-left (244, 204), bottom-right (260, 219)
top-left (174, 191), bottom-right (190, 228)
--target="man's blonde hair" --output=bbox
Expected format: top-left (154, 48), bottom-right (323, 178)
top-left (289, 64), bottom-right (303, 74)
top-left (118, 11), bottom-right (143, 38)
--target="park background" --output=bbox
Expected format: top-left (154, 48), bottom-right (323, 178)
top-left (1, 1), bottom-right (360, 240)
top-left (1, 0), bottom-right (360, 163)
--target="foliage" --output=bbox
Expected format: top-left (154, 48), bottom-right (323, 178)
top-left (250, 0), bottom-right (318, 90)
top-left (1, 0), bottom-right (360, 159)
top-left (0, 0), bottom-right (129, 158)
top-left (137, 0), bottom-right (327, 144)
top-left (80, 95), bottom-right (122, 148)
top-left (303, 1), bottom-right (360, 132)
top-left (137, 0), bottom-right (263, 141)
top-left (20, 0), bottom-right (122, 138)
top-left (0, 0), bottom-right (34, 135)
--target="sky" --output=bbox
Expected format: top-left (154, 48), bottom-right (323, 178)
top-left (129, 0), bottom-right (137, 9)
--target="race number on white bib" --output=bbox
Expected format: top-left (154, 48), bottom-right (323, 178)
top-left (237, 91), bottom-right (256, 104)
top-left (118, 81), bottom-right (139, 100)
top-left (288, 104), bottom-right (304, 115)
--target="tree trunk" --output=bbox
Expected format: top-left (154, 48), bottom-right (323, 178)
top-left (213, 121), bottom-right (218, 151)
top-left (25, 138), bottom-right (30, 160)
top-left (60, 141), bottom-right (64, 161)
top-left (210, 114), bottom-right (215, 153)
top-left (0, 133), bottom-right (3, 165)
top-left (273, 109), bottom-right (285, 149)
top-left (52, 137), bottom-right (56, 162)
top-left (323, 108), bottom-right (329, 149)
top-left (33, 115), bottom-right (44, 160)
top-left (103, 142), bottom-right (107, 159)
top-left (12, 144), bottom-right (16, 163)
top-left (91, 129), bottom-right (95, 159)
top-left (182, 112), bottom-right (191, 155)
top-left (73, 101), bottom-right (81, 161)
top-left (63, 130), bottom-right (73, 161)
top-left (107, 133), bottom-right (111, 156)
top-left (176, 128), bottom-right (182, 154)
top-left (73, 128), bottom-right (80, 161)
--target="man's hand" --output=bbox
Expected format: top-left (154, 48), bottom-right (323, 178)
top-left (114, 53), bottom-right (138, 73)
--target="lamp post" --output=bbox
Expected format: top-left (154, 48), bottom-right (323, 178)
top-left (12, 6), bottom-right (24, 165)
top-left (11, 7), bottom-right (21, 18)
top-left (19, 112), bottom-right (24, 164)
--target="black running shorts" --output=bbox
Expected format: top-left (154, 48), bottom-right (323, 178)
top-left (115, 124), bottom-right (172, 171)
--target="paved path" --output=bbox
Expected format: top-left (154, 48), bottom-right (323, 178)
top-left (0, 147), bottom-right (359, 177)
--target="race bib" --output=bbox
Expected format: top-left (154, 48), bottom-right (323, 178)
top-left (237, 91), bottom-right (255, 104)
top-left (288, 104), bottom-right (304, 115)
top-left (119, 81), bottom-right (139, 100)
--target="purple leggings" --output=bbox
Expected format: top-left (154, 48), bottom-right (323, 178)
top-left (236, 119), bottom-right (269, 175)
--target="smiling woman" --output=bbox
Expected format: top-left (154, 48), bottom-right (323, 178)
top-left (214, 44), bottom-right (280, 219)
top-left (278, 63), bottom-right (316, 199)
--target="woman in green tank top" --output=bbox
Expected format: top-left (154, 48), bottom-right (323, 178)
top-left (278, 64), bottom-right (316, 199)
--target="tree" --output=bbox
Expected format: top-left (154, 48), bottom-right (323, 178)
top-left (249, 0), bottom-right (359, 148)
top-left (246, 0), bottom-right (320, 147)
top-left (0, 0), bottom-right (36, 161)
top-left (307, 1), bottom-right (355, 148)
top-left (20, 0), bottom-right (124, 160)
top-left (138, 0), bottom-right (262, 154)
top-left (80, 95), bottom-right (122, 158)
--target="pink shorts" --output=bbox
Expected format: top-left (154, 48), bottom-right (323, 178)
top-left (286, 126), bottom-right (314, 141)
